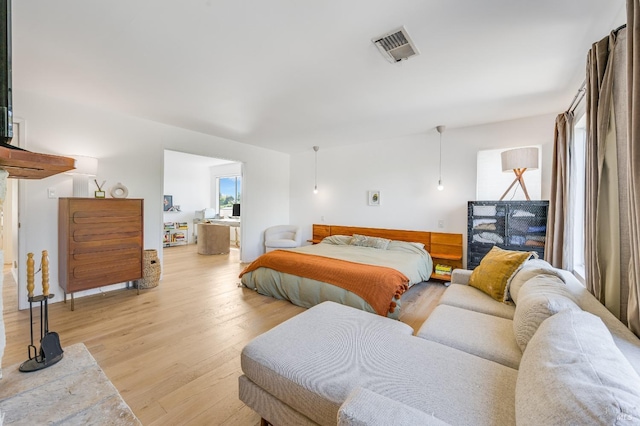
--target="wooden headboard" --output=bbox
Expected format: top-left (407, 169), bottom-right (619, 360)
top-left (312, 224), bottom-right (463, 281)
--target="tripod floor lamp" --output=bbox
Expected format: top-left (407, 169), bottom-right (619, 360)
top-left (499, 147), bottom-right (539, 201)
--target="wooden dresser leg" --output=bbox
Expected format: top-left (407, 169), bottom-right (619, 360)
top-left (260, 418), bottom-right (271, 426)
top-left (71, 293), bottom-right (74, 311)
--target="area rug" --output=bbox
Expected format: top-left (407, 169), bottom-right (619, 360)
top-left (0, 343), bottom-right (140, 425)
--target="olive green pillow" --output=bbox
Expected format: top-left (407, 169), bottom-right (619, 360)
top-left (469, 246), bottom-right (535, 303)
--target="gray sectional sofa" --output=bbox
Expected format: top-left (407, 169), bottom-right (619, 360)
top-left (239, 260), bottom-right (640, 425)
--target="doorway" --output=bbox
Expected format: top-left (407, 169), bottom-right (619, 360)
top-left (162, 150), bottom-right (243, 256)
top-left (2, 119), bottom-right (24, 311)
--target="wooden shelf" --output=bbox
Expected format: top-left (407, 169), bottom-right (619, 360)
top-left (430, 272), bottom-right (452, 282)
top-left (430, 253), bottom-right (462, 261)
top-left (0, 145), bottom-right (75, 179)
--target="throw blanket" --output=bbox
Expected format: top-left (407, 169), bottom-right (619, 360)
top-left (239, 250), bottom-right (409, 316)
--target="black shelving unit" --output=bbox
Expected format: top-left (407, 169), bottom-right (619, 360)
top-left (467, 200), bottom-right (549, 270)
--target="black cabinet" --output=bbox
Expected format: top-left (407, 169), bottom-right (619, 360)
top-left (467, 201), bottom-right (549, 270)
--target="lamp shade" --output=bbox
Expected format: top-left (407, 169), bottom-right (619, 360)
top-left (65, 155), bottom-right (98, 197)
top-left (67, 155), bottom-right (98, 176)
top-left (501, 147), bottom-right (538, 172)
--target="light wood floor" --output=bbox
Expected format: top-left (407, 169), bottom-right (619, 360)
top-left (2, 244), bottom-right (446, 425)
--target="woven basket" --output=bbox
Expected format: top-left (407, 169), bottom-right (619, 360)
top-left (137, 249), bottom-right (161, 289)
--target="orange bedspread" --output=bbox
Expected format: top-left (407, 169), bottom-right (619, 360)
top-left (239, 250), bottom-right (409, 316)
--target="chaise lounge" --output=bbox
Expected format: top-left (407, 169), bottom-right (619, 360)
top-left (239, 253), bottom-right (640, 425)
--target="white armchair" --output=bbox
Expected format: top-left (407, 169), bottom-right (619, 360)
top-left (264, 225), bottom-right (302, 253)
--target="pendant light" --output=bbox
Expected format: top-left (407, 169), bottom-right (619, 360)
top-left (313, 146), bottom-right (319, 194)
top-left (436, 126), bottom-right (445, 191)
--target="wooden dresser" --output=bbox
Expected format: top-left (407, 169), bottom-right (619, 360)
top-left (58, 198), bottom-right (144, 310)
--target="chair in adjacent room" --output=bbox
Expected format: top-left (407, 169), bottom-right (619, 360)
top-left (264, 225), bottom-right (302, 252)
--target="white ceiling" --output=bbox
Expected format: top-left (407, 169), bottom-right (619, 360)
top-left (13, 1), bottom-right (626, 154)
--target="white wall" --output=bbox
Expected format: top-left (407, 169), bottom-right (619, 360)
top-left (14, 90), bottom-right (290, 309)
top-left (289, 113), bottom-right (556, 266)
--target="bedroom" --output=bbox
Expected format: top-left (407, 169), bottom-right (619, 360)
top-left (0, 0), bottom-right (634, 424)
top-left (8, 2), bottom-right (624, 300)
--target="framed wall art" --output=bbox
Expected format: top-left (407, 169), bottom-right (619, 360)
top-left (368, 190), bottom-right (380, 206)
top-left (163, 195), bottom-right (173, 212)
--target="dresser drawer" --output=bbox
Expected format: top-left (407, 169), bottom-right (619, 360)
top-left (65, 260), bottom-right (142, 292)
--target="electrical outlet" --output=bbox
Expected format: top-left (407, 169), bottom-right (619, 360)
top-left (47, 188), bottom-right (56, 199)
top-left (438, 219), bottom-right (445, 229)
top-left (321, 215), bottom-right (325, 222)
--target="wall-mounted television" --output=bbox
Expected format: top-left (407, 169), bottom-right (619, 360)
top-left (232, 203), bottom-right (240, 217)
top-left (0, 0), bottom-right (12, 144)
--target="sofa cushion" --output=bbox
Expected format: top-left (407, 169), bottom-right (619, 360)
top-left (512, 275), bottom-right (580, 352)
top-left (417, 304), bottom-right (522, 369)
top-left (516, 309), bottom-right (640, 425)
top-left (507, 258), bottom-right (566, 303)
top-left (438, 284), bottom-right (515, 319)
top-left (338, 388), bottom-right (450, 426)
top-left (469, 246), bottom-right (535, 302)
top-left (241, 301), bottom-right (517, 426)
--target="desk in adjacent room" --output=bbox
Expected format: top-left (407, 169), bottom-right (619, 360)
top-left (206, 218), bottom-right (240, 247)
top-left (197, 223), bottom-right (231, 255)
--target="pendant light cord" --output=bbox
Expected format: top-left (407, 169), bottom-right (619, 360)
top-left (438, 132), bottom-right (442, 181)
top-left (313, 146), bottom-right (319, 193)
top-left (435, 125), bottom-right (445, 190)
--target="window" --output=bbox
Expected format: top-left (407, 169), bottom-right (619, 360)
top-left (218, 176), bottom-right (241, 210)
top-left (571, 114), bottom-right (587, 283)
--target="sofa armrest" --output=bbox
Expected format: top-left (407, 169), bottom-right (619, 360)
top-left (338, 388), bottom-right (450, 426)
top-left (451, 269), bottom-right (472, 286)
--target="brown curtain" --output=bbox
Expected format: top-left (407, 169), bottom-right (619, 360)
top-left (626, 0), bottom-right (640, 335)
top-left (585, 29), bottom-right (627, 320)
top-left (545, 112), bottom-right (573, 270)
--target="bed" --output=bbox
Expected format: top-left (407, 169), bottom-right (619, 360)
top-left (240, 225), bottom-right (463, 318)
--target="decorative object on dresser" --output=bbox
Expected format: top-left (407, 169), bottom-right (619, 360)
top-left (93, 179), bottom-right (106, 198)
top-left (467, 200), bottom-right (549, 270)
top-left (65, 155), bottom-right (98, 197)
top-left (58, 198), bottom-right (144, 310)
top-left (110, 181), bottom-right (128, 198)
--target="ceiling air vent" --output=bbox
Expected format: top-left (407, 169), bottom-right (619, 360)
top-left (372, 26), bottom-right (419, 63)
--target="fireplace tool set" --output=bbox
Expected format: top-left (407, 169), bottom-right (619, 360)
top-left (19, 250), bottom-right (64, 372)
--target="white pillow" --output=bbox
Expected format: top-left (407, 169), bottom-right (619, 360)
top-left (320, 235), bottom-right (353, 246)
top-left (508, 258), bottom-right (566, 303)
top-left (516, 309), bottom-right (640, 425)
top-left (512, 275), bottom-right (579, 351)
top-left (350, 234), bottom-right (391, 250)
